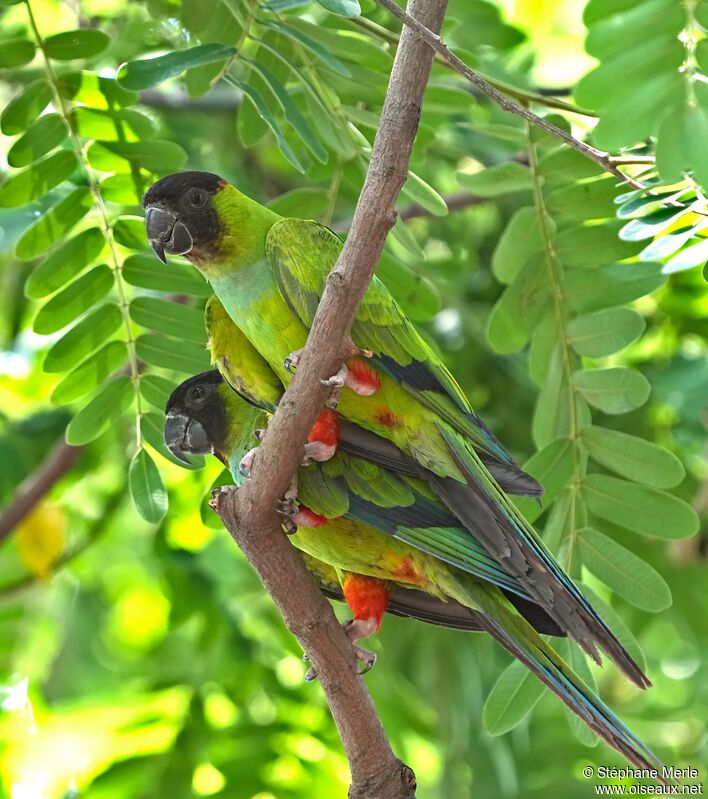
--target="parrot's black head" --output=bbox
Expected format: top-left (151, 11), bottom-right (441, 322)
top-left (164, 370), bottom-right (228, 464)
top-left (143, 171), bottom-right (227, 264)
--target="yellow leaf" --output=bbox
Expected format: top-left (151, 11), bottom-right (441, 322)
top-left (17, 500), bottom-right (66, 580)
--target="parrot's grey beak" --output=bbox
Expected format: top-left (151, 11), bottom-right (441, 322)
top-left (145, 206), bottom-right (193, 264)
top-left (164, 412), bottom-right (211, 464)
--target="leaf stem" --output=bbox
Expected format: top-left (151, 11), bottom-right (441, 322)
top-left (24, 0), bottom-right (143, 449)
top-left (526, 124), bottom-right (584, 571)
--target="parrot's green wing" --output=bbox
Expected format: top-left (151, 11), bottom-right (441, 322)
top-left (265, 218), bottom-right (518, 469)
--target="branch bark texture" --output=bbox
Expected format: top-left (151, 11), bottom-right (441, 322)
top-left (212, 0), bottom-right (448, 796)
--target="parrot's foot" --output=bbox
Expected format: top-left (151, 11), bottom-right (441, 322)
top-left (276, 473), bottom-right (300, 534)
top-left (303, 617), bottom-right (378, 681)
top-left (303, 439), bottom-right (337, 463)
top-left (208, 484), bottom-right (238, 512)
top-left (320, 357), bottom-right (381, 409)
top-left (238, 446), bottom-right (258, 478)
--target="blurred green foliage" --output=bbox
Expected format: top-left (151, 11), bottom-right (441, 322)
top-left (0, 0), bottom-right (706, 797)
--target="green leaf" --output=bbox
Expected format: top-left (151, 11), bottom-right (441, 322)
top-left (560, 639), bottom-right (599, 746)
top-left (457, 163), bottom-right (532, 197)
top-left (0, 39), bottom-right (35, 69)
top-left (65, 376), bottom-right (133, 445)
top-left (619, 206), bottom-right (688, 242)
top-left (639, 223), bottom-right (706, 263)
top-left (492, 207), bottom-right (543, 284)
top-left (87, 139), bottom-right (187, 175)
top-left (487, 255), bottom-right (548, 354)
top-left (117, 44), bottom-right (237, 91)
top-left (377, 252), bottom-right (440, 322)
top-left (579, 582), bottom-right (647, 671)
top-left (483, 660), bottom-right (544, 735)
top-left (43, 29), bottom-right (111, 60)
top-left (129, 297), bottom-right (205, 342)
top-left (50, 341), bottom-right (127, 405)
top-left (577, 527), bottom-right (672, 612)
top-left (26, 228), bottom-right (105, 299)
top-left (140, 374), bottom-right (178, 410)
top-left (33, 265), bottom-right (114, 335)
top-left (315, 0), bottom-right (361, 16)
top-left (73, 107), bottom-right (156, 142)
top-left (135, 334), bottom-right (211, 373)
top-left (563, 263), bottom-right (665, 313)
top-left (582, 474), bottom-right (699, 539)
top-left (555, 221), bottom-right (638, 267)
top-left (663, 237), bottom-right (708, 274)
top-left (43, 304), bottom-right (122, 373)
top-left (7, 113), bottom-right (67, 168)
top-left (267, 188), bottom-right (328, 218)
top-left (545, 178), bottom-right (617, 222)
top-left (259, 20), bottom-right (351, 78)
top-left (513, 438), bottom-right (574, 522)
top-left (16, 187), bottom-right (93, 260)
top-left (224, 75), bottom-right (305, 173)
top-left (122, 254), bottom-right (210, 295)
top-left (129, 448), bottom-right (168, 523)
top-left (582, 426), bottom-right (685, 489)
top-left (400, 171), bottom-right (448, 217)
top-left (1, 80), bottom-right (52, 135)
top-left (572, 367), bottom-right (650, 414)
top-left (243, 57), bottom-right (327, 164)
top-left (112, 218), bottom-right (150, 250)
top-left (567, 307), bottom-right (645, 357)
top-left (0, 151), bottom-right (77, 208)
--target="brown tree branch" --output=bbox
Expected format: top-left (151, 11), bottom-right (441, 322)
top-left (372, 0), bottom-right (648, 190)
top-left (210, 0), bottom-right (447, 796)
top-left (0, 440), bottom-right (83, 545)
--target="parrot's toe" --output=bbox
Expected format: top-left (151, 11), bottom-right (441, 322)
top-left (303, 617), bottom-right (379, 682)
top-left (208, 484), bottom-right (237, 512)
top-left (352, 645), bottom-right (377, 675)
top-left (303, 440), bottom-right (337, 463)
top-left (238, 446), bottom-right (258, 478)
top-left (284, 348), bottom-right (304, 374)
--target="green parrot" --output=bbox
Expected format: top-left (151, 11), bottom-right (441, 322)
top-left (143, 174), bottom-right (650, 691)
top-left (163, 369), bottom-right (665, 774)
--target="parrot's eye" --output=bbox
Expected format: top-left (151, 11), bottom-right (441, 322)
top-left (188, 189), bottom-right (207, 208)
top-left (188, 384), bottom-right (209, 403)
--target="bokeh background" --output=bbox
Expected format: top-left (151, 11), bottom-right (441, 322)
top-left (0, 0), bottom-right (706, 796)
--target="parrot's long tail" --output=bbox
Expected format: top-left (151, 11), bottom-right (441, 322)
top-left (440, 568), bottom-right (666, 779)
top-left (430, 424), bottom-right (650, 690)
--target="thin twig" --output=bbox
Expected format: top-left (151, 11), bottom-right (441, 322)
top-left (0, 441), bottom-right (83, 545)
top-left (211, 0), bottom-right (448, 796)
top-left (372, 0), bottom-right (647, 190)
top-left (333, 190), bottom-right (485, 232)
top-left (0, 487), bottom-right (124, 598)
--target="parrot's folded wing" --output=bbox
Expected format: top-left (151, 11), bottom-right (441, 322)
top-left (265, 217), bottom-right (540, 491)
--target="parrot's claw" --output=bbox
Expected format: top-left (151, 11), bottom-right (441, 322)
top-left (349, 346), bottom-right (373, 359)
top-left (303, 617), bottom-right (378, 682)
top-left (284, 349), bottom-right (303, 374)
top-left (254, 428), bottom-right (266, 441)
top-left (238, 447), bottom-right (258, 478)
top-left (276, 474), bottom-right (299, 534)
